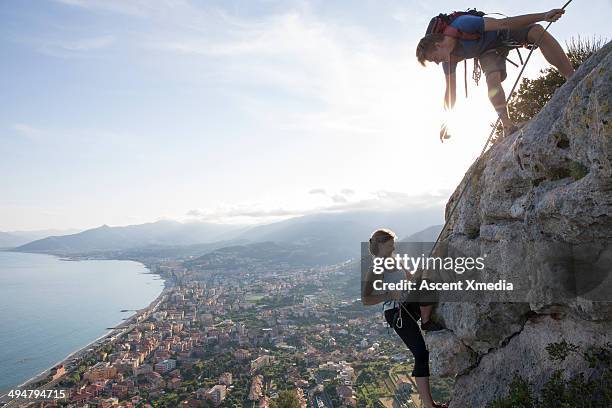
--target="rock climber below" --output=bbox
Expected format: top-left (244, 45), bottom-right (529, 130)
top-left (416, 7), bottom-right (575, 141)
top-left (362, 229), bottom-right (447, 408)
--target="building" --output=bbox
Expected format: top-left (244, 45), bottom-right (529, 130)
top-left (115, 358), bottom-right (139, 373)
top-left (397, 380), bottom-right (412, 394)
top-left (111, 383), bottom-right (129, 399)
top-left (207, 384), bottom-right (227, 406)
top-left (195, 386), bottom-right (208, 398)
top-left (336, 385), bottom-right (356, 406)
top-left (84, 362), bottom-right (117, 382)
top-left (249, 375), bottom-right (264, 400)
top-left (155, 359), bottom-right (176, 374)
top-left (133, 364), bottom-right (153, 376)
top-left (250, 355), bottom-right (274, 372)
top-left (234, 349), bottom-right (251, 360)
top-left (50, 364), bottom-right (65, 381)
top-left (167, 377), bottom-right (182, 390)
top-left (295, 388), bottom-right (307, 408)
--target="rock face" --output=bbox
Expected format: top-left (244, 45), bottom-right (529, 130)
top-left (425, 329), bottom-right (477, 377)
top-left (429, 42), bottom-right (612, 407)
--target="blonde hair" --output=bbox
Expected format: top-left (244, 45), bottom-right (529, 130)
top-left (416, 33), bottom-right (445, 66)
top-left (368, 228), bottom-right (397, 257)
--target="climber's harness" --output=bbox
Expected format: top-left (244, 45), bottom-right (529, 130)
top-left (464, 27), bottom-right (539, 96)
top-left (383, 300), bottom-right (425, 336)
top-left (384, 301), bottom-right (403, 331)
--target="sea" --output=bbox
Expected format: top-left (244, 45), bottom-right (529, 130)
top-left (0, 251), bottom-right (165, 393)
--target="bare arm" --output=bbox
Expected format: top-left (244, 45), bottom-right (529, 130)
top-left (444, 71), bottom-right (456, 110)
top-left (484, 9), bottom-right (565, 31)
top-left (362, 269), bottom-right (397, 305)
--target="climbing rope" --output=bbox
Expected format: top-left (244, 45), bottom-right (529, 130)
top-left (396, 0), bottom-right (574, 327)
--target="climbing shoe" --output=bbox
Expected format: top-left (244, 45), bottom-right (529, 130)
top-left (421, 320), bottom-right (444, 332)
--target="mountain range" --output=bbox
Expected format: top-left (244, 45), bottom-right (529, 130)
top-left (10, 207), bottom-right (443, 262)
top-left (13, 220), bottom-right (246, 253)
top-left (401, 224), bottom-right (443, 242)
top-left (0, 229), bottom-right (79, 249)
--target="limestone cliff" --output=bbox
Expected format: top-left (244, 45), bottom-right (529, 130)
top-left (427, 42), bottom-right (612, 407)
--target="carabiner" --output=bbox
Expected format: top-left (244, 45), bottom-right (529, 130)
top-left (396, 304), bottom-right (403, 328)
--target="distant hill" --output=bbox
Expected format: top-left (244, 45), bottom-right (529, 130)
top-left (237, 208), bottom-right (442, 244)
top-left (14, 220), bottom-right (247, 254)
top-left (80, 239), bottom-right (251, 262)
top-left (0, 232), bottom-right (23, 249)
top-left (194, 208), bottom-right (442, 265)
top-left (13, 208), bottom-right (443, 259)
top-left (185, 240), bottom-right (352, 269)
top-left (400, 224), bottom-right (443, 242)
top-left (0, 229), bottom-right (78, 249)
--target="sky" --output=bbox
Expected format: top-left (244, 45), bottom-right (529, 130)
top-left (1, 0), bottom-right (610, 231)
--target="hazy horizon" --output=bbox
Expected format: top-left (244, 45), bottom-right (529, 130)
top-left (1, 206), bottom-right (445, 237)
top-left (2, 0), bottom-right (610, 231)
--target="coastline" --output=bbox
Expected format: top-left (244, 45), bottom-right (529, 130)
top-left (0, 255), bottom-right (171, 401)
top-left (28, 287), bottom-right (169, 387)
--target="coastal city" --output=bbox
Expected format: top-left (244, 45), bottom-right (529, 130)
top-left (1, 256), bottom-right (452, 408)
top-left (2, 0), bottom-right (611, 407)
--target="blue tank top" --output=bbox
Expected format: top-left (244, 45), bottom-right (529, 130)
top-left (442, 15), bottom-right (502, 74)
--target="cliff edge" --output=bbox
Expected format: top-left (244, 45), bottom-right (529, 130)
top-left (427, 41), bottom-right (612, 407)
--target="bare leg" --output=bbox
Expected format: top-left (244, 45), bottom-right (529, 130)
top-left (420, 305), bottom-right (432, 324)
top-left (415, 377), bottom-right (436, 408)
top-left (486, 72), bottom-right (513, 131)
top-left (528, 25), bottom-right (575, 80)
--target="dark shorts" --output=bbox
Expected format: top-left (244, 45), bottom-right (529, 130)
top-left (480, 24), bottom-right (537, 81)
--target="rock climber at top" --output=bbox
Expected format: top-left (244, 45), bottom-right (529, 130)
top-left (416, 7), bottom-right (575, 141)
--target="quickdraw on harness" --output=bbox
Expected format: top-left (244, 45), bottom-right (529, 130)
top-left (425, 8), bottom-right (539, 97)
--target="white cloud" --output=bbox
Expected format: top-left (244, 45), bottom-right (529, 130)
top-left (307, 188), bottom-right (361, 204)
top-left (330, 194), bottom-right (348, 203)
top-left (6, 1), bottom-right (514, 230)
top-left (12, 123), bottom-right (44, 140)
top-left (146, 9), bottom-right (437, 141)
top-left (186, 209), bottom-right (204, 217)
top-left (184, 188), bottom-right (448, 224)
